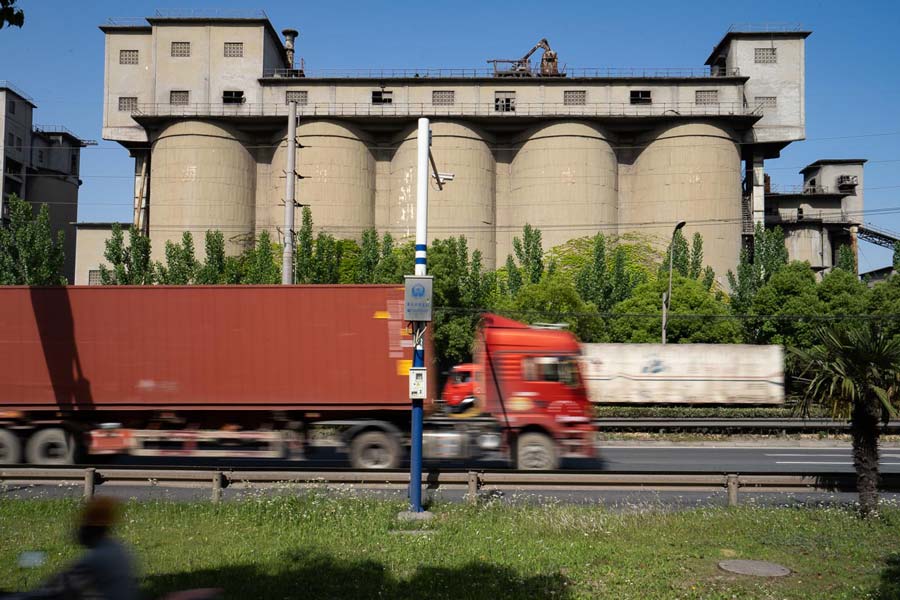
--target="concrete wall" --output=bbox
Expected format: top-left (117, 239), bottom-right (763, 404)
top-left (27, 174), bottom-right (78, 282)
top-left (102, 29), bottom-right (154, 142)
top-left (74, 225), bottom-right (124, 285)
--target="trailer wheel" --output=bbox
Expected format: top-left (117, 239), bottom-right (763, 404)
top-left (515, 433), bottom-right (558, 471)
top-left (0, 429), bottom-right (22, 464)
top-left (350, 431), bottom-right (401, 469)
top-left (25, 428), bottom-right (75, 465)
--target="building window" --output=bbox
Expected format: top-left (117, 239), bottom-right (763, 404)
top-left (223, 90), bottom-right (245, 104)
top-left (563, 90), bottom-right (586, 106)
top-left (432, 90), bottom-right (455, 106)
top-left (118, 96), bottom-right (138, 112)
top-left (7, 99), bottom-right (14, 114)
top-left (119, 49), bottom-right (139, 64)
top-left (15, 136), bottom-right (22, 150)
top-left (630, 90), bottom-right (652, 105)
top-left (285, 90), bottom-right (308, 105)
top-left (754, 47), bottom-right (777, 64)
top-left (171, 41), bottom-right (191, 57)
top-left (371, 90), bottom-right (393, 104)
top-left (37, 150), bottom-right (43, 163)
top-left (70, 153), bottom-right (78, 175)
top-left (755, 96), bottom-right (777, 111)
top-left (88, 270), bottom-right (102, 285)
top-left (494, 91), bottom-right (516, 112)
top-left (695, 90), bottom-right (719, 105)
top-left (169, 90), bottom-right (190, 105)
top-left (224, 42), bottom-right (243, 57)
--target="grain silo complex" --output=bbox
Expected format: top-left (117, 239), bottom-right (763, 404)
top-left (98, 12), bottom-right (837, 282)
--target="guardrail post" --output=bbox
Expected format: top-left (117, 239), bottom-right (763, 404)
top-left (466, 471), bottom-right (481, 505)
top-left (83, 468), bottom-right (96, 500)
top-left (726, 474), bottom-right (739, 507)
top-left (211, 472), bottom-right (224, 503)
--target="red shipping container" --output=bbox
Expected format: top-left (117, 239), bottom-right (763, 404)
top-left (0, 285), bottom-right (428, 413)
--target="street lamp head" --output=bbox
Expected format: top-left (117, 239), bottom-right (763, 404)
top-left (675, 220), bottom-right (687, 231)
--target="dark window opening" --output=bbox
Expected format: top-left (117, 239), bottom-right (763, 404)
top-left (630, 90), bottom-right (652, 105)
top-left (372, 90), bottom-right (393, 104)
top-left (223, 90), bottom-right (245, 104)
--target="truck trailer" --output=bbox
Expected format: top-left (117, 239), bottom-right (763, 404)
top-left (0, 286), bottom-right (595, 469)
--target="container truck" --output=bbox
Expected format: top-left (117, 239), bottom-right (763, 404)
top-left (0, 286), bottom-right (595, 469)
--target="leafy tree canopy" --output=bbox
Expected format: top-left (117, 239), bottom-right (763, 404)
top-left (0, 194), bottom-right (66, 285)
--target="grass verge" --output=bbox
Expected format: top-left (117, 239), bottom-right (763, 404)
top-left (1, 496), bottom-right (898, 599)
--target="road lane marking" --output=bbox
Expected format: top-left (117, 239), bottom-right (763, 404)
top-left (595, 445), bottom-right (862, 451)
top-left (775, 461), bottom-right (900, 465)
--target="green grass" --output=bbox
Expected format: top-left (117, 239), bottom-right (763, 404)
top-left (1, 495), bottom-right (898, 599)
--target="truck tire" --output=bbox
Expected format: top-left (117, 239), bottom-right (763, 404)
top-left (515, 433), bottom-right (558, 471)
top-left (0, 429), bottom-right (22, 464)
top-left (350, 431), bottom-right (401, 469)
top-left (25, 428), bottom-right (75, 465)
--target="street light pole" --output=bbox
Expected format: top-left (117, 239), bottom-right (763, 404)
top-left (661, 220), bottom-right (687, 344)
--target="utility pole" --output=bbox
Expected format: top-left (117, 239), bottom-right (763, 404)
top-left (409, 117), bottom-right (430, 514)
top-left (281, 101), bottom-right (298, 284)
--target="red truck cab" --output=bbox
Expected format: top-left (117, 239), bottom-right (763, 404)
top-left (438, 314), bottom-right (596, 469)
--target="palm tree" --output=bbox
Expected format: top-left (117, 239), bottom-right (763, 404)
top-left (792, 324), bottom-right (900, 517)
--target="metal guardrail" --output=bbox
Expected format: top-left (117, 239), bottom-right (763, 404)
top-left (593, 418), bottom-right (900, 432)
top-left (134, 101), bottom-right (758, 119)
top-left (2, 467), bottom-right (897, 507)
top-left (262, 67), bottom-right (742, 79)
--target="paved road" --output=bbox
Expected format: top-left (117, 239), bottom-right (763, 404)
top-left (592, 445), bottom-right (900, 474)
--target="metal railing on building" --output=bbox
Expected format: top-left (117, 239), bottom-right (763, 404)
top-left (262, 66), bottom-right (742, 79)
top-left (133, 101), bottom-right (758, 119)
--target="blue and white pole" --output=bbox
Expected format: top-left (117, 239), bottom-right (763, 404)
top-left (409, 117), bottom-right (429, 513)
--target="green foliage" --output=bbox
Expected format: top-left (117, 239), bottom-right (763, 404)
top-left (295, 207), bottom-right (315, 284)
top-left (835, 245), bottom-right (857, 274)
top-left (512, 223), bottom-right (543, 285)
top-left (195, 231), bottom-right (227, 284)
top-left (373, 233), bottom-right (400, 284)
top-left (504, 254), bottom-right (522, 297)
top-left (311, 232), bottom-right (343, 284)
top-left (155, 232), bottom-right (198, 285)
top-left (99, 223), bottom-right (153, 285)
top-left (749, 261), bottom-right (823, 348)
top-left (658, 230), bottom-right (690, 279)
top-left (608, 276), bottom-right (741, 344)
top-left (893, 241), bottom-right (900, 273)
top-left (504, 272), bottom-right (602, 342)
top-left (0, 0), bottom-right (24, 29)
top-left (242, 231), bottom-right (280, 284)
top-left (727, 224), bottom-right (789, 316)
top-left (356, 228), bottom-right (380, 284)
top-left (575, 235), bottom-right (638, 312)
top-left (689, 233), bottom-right (703, 279)
top-left (0, 194), bottom-right (66, 285)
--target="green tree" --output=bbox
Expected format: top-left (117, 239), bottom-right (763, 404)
top-left (294, 206), bottom-right (315, 284)
top-left (792, 324), bottom-right (900, 517)
top-left (576, 234), bottom-right (639, 312)
top-left (511, 272), bottom-right (601, 342)
top-left (689, 232), bottom-right (704, 279)
top-left (512, 223), bottom-right (544, 285)
top-left (727, 224), bottom-right (789, 316)
top-left (819, 267), bottom-right (871, 317)
top-left (0, 194), bottom-right (66, 285)
top-left (835, 245), bottom-right (857, 274)
top-left (373, 233), bottom-right (400, 284)
top-left (608, 276), bottom-right (741, 343)
top-left (99, 223), bottom-right (153, 285)
top-left (311, 232), bottom-right (343, 284)
top-left (355, 228), bottom-right (380, 284)
top-left (893, 241), bottom-right (900, 273)
top-left (749, 261), bottom-right (823, 348)
top-left (504, 254), bottom-right (523, 297)
top-left (243, 231), bottom-right (280, 284)
top-left (659, 230), bottom-right (690, 279)
top-left (195, 230), bottom-right (227, 284)
top-left (0, 0), bottom-right (24, 29)
top-left (155, 231), bottom-right (198, 284)
top-left (337, 239), bottom-right (362, 284)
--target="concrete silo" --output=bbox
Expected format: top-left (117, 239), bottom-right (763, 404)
top-left (622, 122), bottom-right (742, 281)
top-left (149, 120), bottom-right (256, 259)
top-left (268, 120), bottom-right (376, 240)
top-left (387, 121), bottom-right (496, 268)
top-left (504, 122), bottom-right (617, 260)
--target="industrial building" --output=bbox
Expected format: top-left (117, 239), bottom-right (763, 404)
top-left (1, 81), bottom-right (90, 282)
top-left (99, 12), bottom-right (829, 281)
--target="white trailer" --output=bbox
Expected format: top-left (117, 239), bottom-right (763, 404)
top-left (580, 344), bottom-right (784, 405)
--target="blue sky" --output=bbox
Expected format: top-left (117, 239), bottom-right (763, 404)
top-left (2, 0), bottom-right (899, 270)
